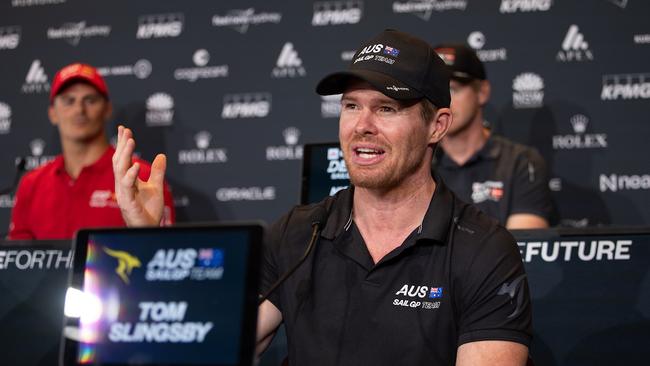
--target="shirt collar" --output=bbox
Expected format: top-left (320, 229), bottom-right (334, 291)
top-left (320, 176), bottom-right (457, 245)
top-left (54, 145), bottom-right (115, 176)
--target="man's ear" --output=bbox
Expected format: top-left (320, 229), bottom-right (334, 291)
top-left (429, 107), bottom-right (452, 144)
top-left (478, 80), bottom-right (491, 106)
top-left (48, 104), bottom-right (58, 127)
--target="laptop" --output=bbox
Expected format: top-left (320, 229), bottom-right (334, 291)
top-left (300, 142), bottom-right (350, 205)
top-left (60, 223), bottom-right (263, 366)
top-left (0, 240), bottom-right (72, 366)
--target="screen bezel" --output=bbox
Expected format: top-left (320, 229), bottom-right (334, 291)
top-left (300, 141), bottom-right (343, 205)
top-left (60, 223), bottom-right (263, 366)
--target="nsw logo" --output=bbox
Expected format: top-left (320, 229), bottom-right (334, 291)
top-left (0, 102), bottom-right (12, 134)
top-left (146, 92), bottom-right (174, 126)
top-left (512, 72), bottom-right (544, 108)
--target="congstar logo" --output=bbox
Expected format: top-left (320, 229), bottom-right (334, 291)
top-left (103, 247), bottom-right (141, 284)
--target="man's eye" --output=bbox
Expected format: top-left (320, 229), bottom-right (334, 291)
top-left (379, 106), bottom-right (396, 112)
top-left (343, 103), bottom-right (358, 110)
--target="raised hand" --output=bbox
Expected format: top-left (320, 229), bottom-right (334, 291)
top-left (112, 125), bottom-right (167, 227)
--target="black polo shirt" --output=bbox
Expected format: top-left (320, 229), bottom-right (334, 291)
top-left (261, 180), bottom-right (532, 365)
top-left (433, 134), bottom-right (556, 226)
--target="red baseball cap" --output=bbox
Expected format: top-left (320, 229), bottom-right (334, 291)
top-left (49, 63), bottom-right (109, 103)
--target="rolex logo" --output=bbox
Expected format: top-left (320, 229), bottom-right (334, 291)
top-left (570, 114), bottom-right (589, 134)
top-left (195, 131), bottom-right (211, 149)
top-left (283, 127), bottom-right (300, 146)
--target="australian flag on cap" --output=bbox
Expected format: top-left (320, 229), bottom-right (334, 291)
top-left (429, 287), bottom-right (443, 299)
top-left (383, 45), bottom-right (400, 57)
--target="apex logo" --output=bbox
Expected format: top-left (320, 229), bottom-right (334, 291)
top-left (500, 0), bottom-right (552, 13)
top-left (0, 26), bottom-right (21, 50)
top-left (557, 25), bottom-right (593, 62)
top-left (312, 1), bottom-right (363, 26)
top-left (601, 73), bottom-right (650, 100)
top-left (146, 92), bottom-right (174, 126)
top-left (22, 60), bottom-right (50, 94)
top-left (552, 114), bottom-right (608, 150)
top-left (272, 42), bottom-right (306, 78)
top-left (136, 13), bottom-right (184, 39)
top-left (0, 102), bottom-right (12, 134)
top-left (103, 247), bottom-right (141, 284)
top-left (221, 93), bottom-right (271, 119)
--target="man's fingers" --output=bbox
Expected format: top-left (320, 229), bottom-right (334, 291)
top-left (120, 162), bottom-right (141, 199)
top-left (113, 125), bottom-right (126, 165)
top-left (150, 154), bottom-right (167, 187)
top-left (115, 136), bottom-right (136, 178)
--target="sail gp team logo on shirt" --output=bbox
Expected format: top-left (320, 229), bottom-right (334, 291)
top-left (471, 181), bottom-right (504, 203)
top-left (393, 284), bottom-right (443, 310)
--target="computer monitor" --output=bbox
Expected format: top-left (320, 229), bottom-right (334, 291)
top-left (0, 240), bottom-right (72, 366)
top-left (300, 142), bottom-right (350, 205)
top-left (60, 223), bottom-right (263, 366)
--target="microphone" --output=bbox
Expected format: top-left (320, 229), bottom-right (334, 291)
top-left (0, 157), bottom-right (27, 196)
top-left (258, 206), bottom-right (329, 305)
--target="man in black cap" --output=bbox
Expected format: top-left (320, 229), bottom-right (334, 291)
top-left (113, 30), bottom-right (531, 365)
top-left (434, 44), bottom-right (555, 229)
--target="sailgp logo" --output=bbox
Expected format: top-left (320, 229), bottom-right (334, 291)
top-left (393, 284), bottom-right (443, 310)
top-left (103, 247), bottom-right (142, 284)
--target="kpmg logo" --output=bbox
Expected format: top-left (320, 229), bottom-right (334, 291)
top-left (327, 147), bottom-right (349, 180)
top-left (103, 247), bottom-right (141, 284)
top-left (601, 73), bottom-right (650, 100)
top-left (471, 181), bottom-right (504, 203)
top-left (97, 59), bottom-right (152, 79)
top-left (146, 248), bottom-right (225, 281)
top-left (47, 21), bottom-right (111, 46)
top-left (0, 26), bottom-right (21, 50)
top-left (272, 42), bottom-right (306, 78)
top-left (392, 0), bottom-right (467, 20)
top-left (600, 174), bottom-right (650, 192)
top-left (321, 94), bottom-right (342, 118)
top-left (552, 114), bottom-right (607, 150)
top-left (266, 127), bottom-right (303, 161)
top-left (212, 8), bottom-right (282, 34)
top-left (146, 93), bottom-right (174, 126)
top-left (557, 25), bottom-right (593, 62)
top-left (0, 102), bottom-right (12, 134)
top-left (25, 138), bottom-right (55, 170)
top-left (216, 187), bottom-right (276, 201)
top-left (221, 93), bottom-right (271, 119)
top-left (467, 31), bottom-right (507, 62)
top-left (500, 0), bottom-right (552, 13)
top-left (178, 131), bottom-right (228, 165)
top-left (136, 13), bottom-right (184, 39)
top-left (518, 240), bottom-right (632, 262)
top-left (11, 0), bottom-right (65, 6)
top-left (312, 1), bottom-right (363, 26)
top-left (512, 72), bottom-right (544, 108)
top-left (22, 60), bottom-right (49, 94)
top-left (174, 49), bottom-right (228, 82)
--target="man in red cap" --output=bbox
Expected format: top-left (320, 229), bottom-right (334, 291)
top-left (8, 63), bottom-right (175, 240)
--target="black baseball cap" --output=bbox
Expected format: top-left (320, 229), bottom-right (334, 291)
top-left (434, 43), bottom-right (486, 82)
top-left (316, 29), bottom-right (451, 108)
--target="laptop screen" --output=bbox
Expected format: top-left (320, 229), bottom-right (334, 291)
top-left (62, 224), bottom-right (262, 366)
top-left (300, 142), bottom-right (350, 205)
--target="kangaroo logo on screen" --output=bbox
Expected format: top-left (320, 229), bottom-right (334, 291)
top-left (146, 248), bottom-right (225, 281)
top-left (103, 247), bottom-right (142, 284)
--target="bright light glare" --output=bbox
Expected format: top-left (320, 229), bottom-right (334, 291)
top-left (64, 287), bottom-right (103, 323)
